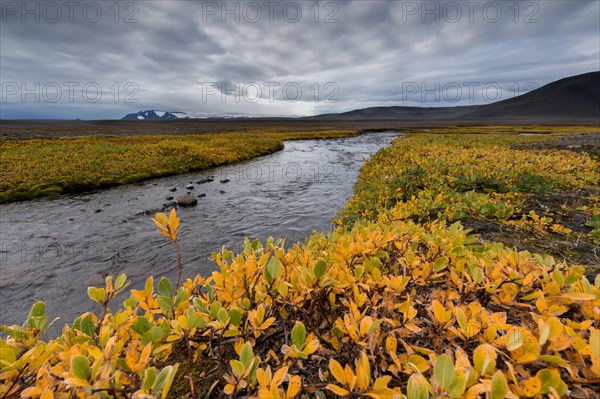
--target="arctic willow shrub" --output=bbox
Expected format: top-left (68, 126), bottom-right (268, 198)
top-left (1, 210), bottom-right (599, 398)
top-left (338, 134), bottom-right (599, 237)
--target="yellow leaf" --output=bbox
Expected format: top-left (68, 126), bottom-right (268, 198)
top-left (548, 335), bottom-right (572, 352)
top-left (591, 329), bottom-right (600, 356)
top-left (272, 366), bottom-right (289, 389)
top-left (261, 317), bottom-right (276, 331)
top-left (386, 335), bottom-right (397, 354)
top-left (303, 335), bottom-right (320, 355)
top-left (329, 358), bottom-right (346, 385)
top-left (505, 330), bottom-right (524, 351)
top-left (40, 390), bottom-right (54, 399)
top-left (407, 354), bottom-right (430, 373)
top-left (466, 383), bottom-right (488, 399)
top-left (326, 384), bottom-right (350, 396)
top-left (356, 352), bottom-right (371, 391)
top-left (360, 316), bottom-right (373, 336)
top-left (562, 292), bottom-right (595, 301)
top-left (224, 384), bottom-right (235, 395)
top-left (21, 387), bottom-right (43, 398)
top-left (257, 366), bottom-right (272, 388)
top-left (521, 376), bottom-right (541, 397)
top-left (473, 344), bottom-right (497, 376)
top-left (286, 375), bottom-right (302, 399)
top-left (432, 300), bottom-right (452, 324)
top-left (345, 364), bottom-right (357, 391)
top-left (538, 319), bottom-right (551, 346)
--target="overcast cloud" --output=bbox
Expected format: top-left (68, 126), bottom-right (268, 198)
top-left (0, 0), bottom-right (598, 119)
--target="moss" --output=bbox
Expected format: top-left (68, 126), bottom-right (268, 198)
top-left (0, 129), bottom-right (358, 203)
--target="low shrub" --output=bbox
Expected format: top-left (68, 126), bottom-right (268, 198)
top-left (2, 210), bottom-right (598, 398)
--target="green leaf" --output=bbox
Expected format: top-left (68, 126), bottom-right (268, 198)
top-left (250, 238), bottom-right (261, 251)
top-left (217, 307), bottom-right (229, 323)
top-left (114, 274), bottom-right (127, 290)
top-left (536, 368), bottom-right (568, 396)
top-left (157, 296), bottom-right (174, 313)
top-left (470, 267), bottom-right (483, 284)
top-left (0, 347), bottom-right (17, 366)
top-left (239, 342), bottom-right (254, 367)
top-left (455, 307), bottom-right (467, 330)
top-left (354, 265), bottom-right (364, 279)
top-left (124, 296), bottom-right (136, 309)
top-left (230, 359), bottom-right (245, 377)
top-left (491, 370), bottom-right (508, 399)
top-left (174, 289), bottom-right (188, 307)
top-left (538, 355), bottom-right (566, 366)
top-left (433, 257), bottom-right (449, 271)
top-left (156, 364), bottom-right (179, 398)
top-left (367, 319), bottom-right (383, 335)
top-left (87, 287), bottom-right (106, 303)
top-left (291, 321), bottom-right (307, 348)
top-left (142, 367), bottom-right (157, 390)
top-left (447, 369), bottom-right (468, 398)
top-left (265, 257), bottom-right (281, 284)
top-left (434, 354), bottom-right (455, 391)
top-left (158, 277), bottom-right (174, 297)
top-left (80, 314), bottom-right (96, 337)
top-left (71, 355), bottom-right (90, 381)
top-left (314, 260), bottom-right (327, 279)
top-left (188, 313), bottom-right (205, 330)
top-left (150, 326), bottom-right (164, 342)
top-left (229, 309), bottom-right (242, 327)
top-left (407, 374), bottom-right (429, 399)
top-left (132, 316), bottom-right (152, 336)
top-left (29, 301), bottom-right (45, 318)
top-left (209, 301), bottom-right (222, 318)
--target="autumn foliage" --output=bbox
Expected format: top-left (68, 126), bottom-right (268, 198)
top-left (1, 131), bottom-right (599, 398)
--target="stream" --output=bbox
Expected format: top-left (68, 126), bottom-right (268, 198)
top-left (0, 132), bottom-right (398, 327)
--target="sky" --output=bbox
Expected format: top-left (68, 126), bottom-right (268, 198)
top-left (0, 0), bottom-right (599, 119)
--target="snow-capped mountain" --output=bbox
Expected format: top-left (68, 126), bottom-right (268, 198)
top-left (122, 110), bottom-right (191, 120)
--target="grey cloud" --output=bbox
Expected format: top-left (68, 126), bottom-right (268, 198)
top-left (0, 0), bottom-right (598, 119)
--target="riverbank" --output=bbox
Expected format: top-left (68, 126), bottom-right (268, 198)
top-left (2, 125), bottom-right (596, 204)
top-left (1, 127), bottom-right (598, 399)
top-left (0, 128), bottom-right (358, 203)
top-left (338, 128), bottom-right (600, 274)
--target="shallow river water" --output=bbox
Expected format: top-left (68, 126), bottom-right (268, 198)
top-left (0, 132), bottom-right (398, 327)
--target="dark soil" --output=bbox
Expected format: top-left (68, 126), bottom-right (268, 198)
top-left (515, 132), bottom-right (600, 161)
top-left (466, 133), bottom-right (600, 278)
top-left (462, 214), bottom-right (599, 279)
top-left (164, 340), bottom-right (229, 399)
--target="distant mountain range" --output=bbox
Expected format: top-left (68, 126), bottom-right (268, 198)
top-left (119, 72), bottom-right (599, 123)
top-left (308, 71), bottom-right (600, 121)
top-left (122, 110), bottom-right (191, 120)
top-left (122, 111), bottom-right (276, 120)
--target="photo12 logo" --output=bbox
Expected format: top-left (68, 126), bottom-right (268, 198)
top-left (399, 81), bottom-right (539, 104)
top-left (200, 81), bottom-right (339, 103)
top-left (1, 1), bottom-right (140, 23)
top-left (0, 240), bottom-right (139, 265)
top-left (199, 1), bottom-right (339, 23)
top-left (395, 1), bottom-right (540, 24)
top-left (1, 81), bottom-right (140, 104)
